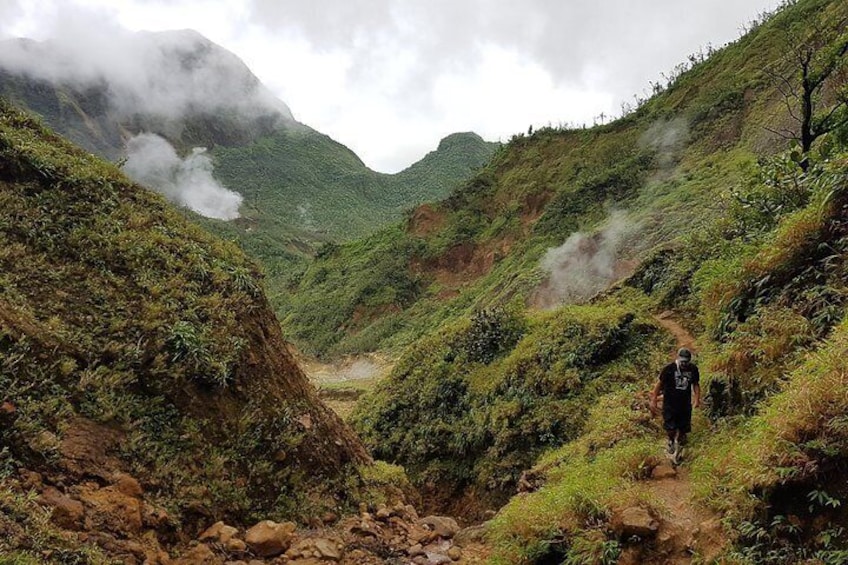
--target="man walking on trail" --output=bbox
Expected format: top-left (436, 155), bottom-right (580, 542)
top-left (650, 347), bottom-right (700, 463)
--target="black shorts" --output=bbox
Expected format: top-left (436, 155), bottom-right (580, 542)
top-left (663, 404), bottom-right (692, 433)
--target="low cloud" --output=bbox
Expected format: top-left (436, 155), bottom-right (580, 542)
top-left (531, 211), bottom-right (640, 309)
top-left (0, 5), bottom-right (292, 121)
top-left (123, 133), bottom-right (242, 221)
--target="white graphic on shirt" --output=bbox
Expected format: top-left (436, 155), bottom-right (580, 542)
top-left (674, 367), bottom-right (692, 391)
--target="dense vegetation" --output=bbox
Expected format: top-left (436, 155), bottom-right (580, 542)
top-left (352, 299), bottom-right (668, 515)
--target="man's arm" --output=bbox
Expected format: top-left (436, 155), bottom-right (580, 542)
top-left (692, 365), bottom-right (701, 408)
top-left (650, 376), bottom-right (663, 413)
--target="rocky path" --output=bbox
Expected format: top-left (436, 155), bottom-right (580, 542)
top-left (637, 463), bottom-right (724, 564)
top-left (630, 312), bottom-right (724, 564)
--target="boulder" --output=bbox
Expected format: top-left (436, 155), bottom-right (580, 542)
top-left (612, 507), bottom-right (659, 538)
top-left (419, 516), bottom-right (460, 539)
top-left (224, 539), bottom-right (247, 553)
top-left (200, 521), bottom-right (239, 544)
top-left (312, 537), bottom-right (342, 561)
top-left (244, 520), bottom-right (296, 557)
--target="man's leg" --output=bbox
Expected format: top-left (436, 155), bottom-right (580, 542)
top-left (673, 432), bottom-right (687, 465)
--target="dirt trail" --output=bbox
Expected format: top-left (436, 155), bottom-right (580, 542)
top-left (644, 465), bottom-right (723, 564)
top-left (641, 313), bottom-right (724, 564)
top-left (654, 310), bottom-right (697, 354)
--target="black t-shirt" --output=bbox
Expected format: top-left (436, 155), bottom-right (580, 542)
top-left (660, 361), bottom-right (700, 411)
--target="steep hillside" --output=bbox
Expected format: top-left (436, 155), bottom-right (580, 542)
top-left (277, 0), bottom-right (843, 360)
top-left (279, 0), bottom-right (848, 562)
top-left (0, 99), bottom-right (384, 562)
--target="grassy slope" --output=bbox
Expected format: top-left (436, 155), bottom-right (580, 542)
top-left (278, 0), bottom-right (785, 358)
top-left (0, 98), bottom-right (377, 559)
top-left (299, 0), bottom-right (848, 561)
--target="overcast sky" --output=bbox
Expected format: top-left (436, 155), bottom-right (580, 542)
top-left (1, 0), bottom-right (781, 173)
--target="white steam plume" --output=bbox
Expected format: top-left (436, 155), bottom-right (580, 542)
top-left (123, 134), bottom-right (242, 221)
top-left (640, 117), bottom-right (689, 170)
top-left (532, 211), bottom-right (640, 309)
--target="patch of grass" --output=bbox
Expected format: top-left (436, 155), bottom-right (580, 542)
top-left (487, 388), bottom-right (664, 564)
top-left (692, 319), bottom-right (848, 562)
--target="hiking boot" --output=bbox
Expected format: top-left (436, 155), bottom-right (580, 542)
top-left (673, 445), bottom-right (685, 466)
top-left (666, 439), bottom-right (676, 456)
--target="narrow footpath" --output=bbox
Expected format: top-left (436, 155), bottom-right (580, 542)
top-left (632, 313), bottom-right (724, 564)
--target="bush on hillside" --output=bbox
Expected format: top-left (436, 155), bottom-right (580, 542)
top-left (351, 298), bottom-right (665, 507)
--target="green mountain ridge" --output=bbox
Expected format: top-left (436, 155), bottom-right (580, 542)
top-left (276, 0), bottom-right (848, 561)
top-left (0, 30), bottom-right (498, 262)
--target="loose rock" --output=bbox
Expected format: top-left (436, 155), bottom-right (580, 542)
top-left (312, 538), bottom-right (342, 561)
top-left (408, 544), bottom-right (425, 556)
top-left (244, 520), bottom-right (297, 557)
top-left (419, 516), bottom-right (460, 539)
top-left (200, 521), bottom-right (239, 544)
top-left (613, 507), bottom-right (659, 538)
top-left (173, 543), bottom-right (223, 565)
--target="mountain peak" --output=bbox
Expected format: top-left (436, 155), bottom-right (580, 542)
top-left (0, 29), bottom-right (294, 123)
top-left (437, 131), bottom-right (485, 151)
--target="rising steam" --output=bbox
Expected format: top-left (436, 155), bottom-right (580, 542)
top-left (531, 211), bottom-right (639, 309)
top-left (640, 117), bottom-right (689, 170)
top-left (123, 134), bottom-right (242, 221)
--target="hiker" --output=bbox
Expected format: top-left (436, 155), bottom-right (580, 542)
top-left (650, 347), bottom-right (700, 461)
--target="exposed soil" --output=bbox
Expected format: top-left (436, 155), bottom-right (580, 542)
top-left (654, 311), bottom-right (697, 355)
top-left (408, 203), bottom-right (446, 237)
top-left (638, 465), bottom-right (725, 564)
